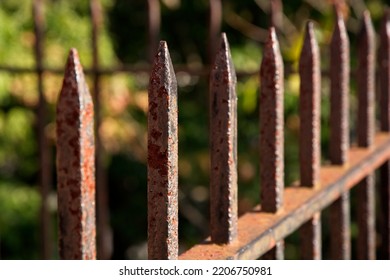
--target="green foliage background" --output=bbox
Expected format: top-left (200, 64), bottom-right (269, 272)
top-left (0, 0), bottom-right (387, 259)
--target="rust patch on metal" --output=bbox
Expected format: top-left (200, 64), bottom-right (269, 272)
top-left (260, 27), bottom-right (284, 213)
top-left (56, 49), bottom-right (96, 259)
top-left (210, 33), bottom-right (238, 244)
top-left (180, 133), bottom-right (390, 260)
top-left (356, 11), bottom-right (376, 260)
top-left (148, 41), bottom-right (178, 260)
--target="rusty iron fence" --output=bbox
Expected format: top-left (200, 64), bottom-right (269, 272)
top-left (2, 0), bottom-right (390, 260)
top-left (55, 6), bottom-right (390, 260)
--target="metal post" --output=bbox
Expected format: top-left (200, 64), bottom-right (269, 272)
top-left (209, 33), bottom-right (238, 244)
top-left (259, 27), bottom-right (284, 259)
top-left (298, 21), bottom-right (322, 260)
top-left (328, 7), bottom-right (351, 260)
top-left (56, 49), bottom-right (96, 259)
top-left (356, 11), bottom-right (376, 260)
top-left (147, 41), bottom-right (178, 260)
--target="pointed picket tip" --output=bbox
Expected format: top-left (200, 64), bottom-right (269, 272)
top-left (265, 27), bottom-right (280, 56)
top-left (334, 6), bottom-right (347, 36)
top-left (261, 27), bottom-right (283, 69)
top-left (304, 21), bottom-right (315, 45)
top-left (359, 10), bottom-right (375, 40)
top-left (60, 48), bottom-right (90, 99)
top-left (212, 33), bottom-right (236, 84)
top-left (301, 21), bottom-right (318, 58)
top-left (150, 41), bottom-right (177, 92)
top-left (331, 6), bottom-right (348, 51)
top-left (65, 48), bottom-right (82, 78)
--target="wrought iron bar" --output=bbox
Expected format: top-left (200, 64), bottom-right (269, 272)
top-left (298, 21), bottom-right (321, 260)
top-left (209, 33), bottom-right (238, 244)
top-left (357, 11), bottom-right (376, 260)
top-left (259, 27), bottom-right (284, 259)
top-left (328, 7), bottom-right (351, 260)
top-left (147, 41), bottom-right (178, 260)
top-left (56, 49), bottom-right (96, 259)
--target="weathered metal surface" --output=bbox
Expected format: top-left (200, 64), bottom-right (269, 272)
top-left (56, 49), bottom-right (96, 260)
top-left (328, 9), bottom-right (351, 260)
top-left (208, 0), bottom-right (222, 63)
top-left (179, 134), bottom-right (390, 259)
top-left (260, 27), bottom-right (284, 213)
top-left (356, 11), bottom-right (376, 260)
top-left (357, 11), bottom-right (375, 148)
top-left (329, 192), bottom-right (350, 259)
top-left (330, 9), bottom-right (350, 165)
top-left (298, 21), bottom-right (321, 260)
top-left (357, 175), bottom-right (376, 260)
top-left (299, 21), bottom-right (320, 187)
top-left (209, 33), bottom-right (238, 244)
top-left (148, 41), bottom-right (178, 260)
top-left (33, 0), bottom-right (53, 260)
top-left (299, 212), bottom-right (321, 260)
top-left (379, 9), bottom-right (390, 260)
top-left (90, 0), bottom-right (112, 260)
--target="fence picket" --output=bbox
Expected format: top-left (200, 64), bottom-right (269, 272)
top-left (259, 27), bottom-right (284, 259)
top-left (298, 21), bottom-right (322, 260)
top-left (56, 49), bottom-right (96, 260)
top-left (328, 8), bottom-right (351, 260)
top-left (356, 11), bottom-right (376, 260)
top-left (147, 41), bottom-right (179, 260)
top-left (209, 33), bottom-right (238, 244)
